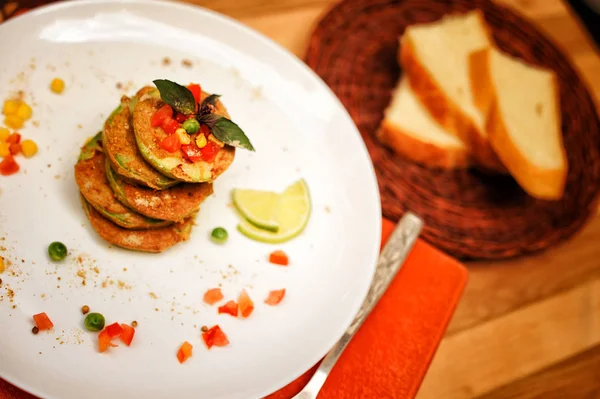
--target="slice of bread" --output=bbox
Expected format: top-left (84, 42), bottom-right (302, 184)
top-left (377, 78), bottom-right (471, 169)
top-left (400, 10), bottom-right (506, 172)
top-left (470, 47), bottom-right (568, 200)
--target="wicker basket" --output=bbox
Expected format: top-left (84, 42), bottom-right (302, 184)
top-left (305, 0), bottom-right (600, 260)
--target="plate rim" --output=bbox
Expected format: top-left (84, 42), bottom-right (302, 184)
top-left (0, 0), bottom-right (383, 398)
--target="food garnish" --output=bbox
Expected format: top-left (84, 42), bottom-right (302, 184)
top-left (153, 79), bottom-right (254, 151)
top-left (234, 179), bottom-right (311, 243)
top-left (84, 312), bottom-right (105, 332)
top-left (210, 227), bottom-right (228, 244)
top-left (203, 288), bottom-right (224, 305)
top-left (217, 300), bottom-right (239, 317)
top-left (177, 341), bottom-right (193, 364)
top-left (182, 118), bottom-right (199, 134)
top-left (48, 241), bottom-right (67, 261)
top-left (269, 250), bottom-right (289, 266)
top-left (33, 312), bottom-right (54, 331)
top-left (265, 289), bottom-right (286, 305)
top-left (238, 289), bottom-right (254, 318)
top-left (202, 325), bottom-right (229, 349)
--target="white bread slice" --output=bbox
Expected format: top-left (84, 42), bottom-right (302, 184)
top-left (470, 47), bottom-right (568, 200)
top-left (377, 78), bottom-right (471, 169)
top-left (399, 10), bottom-right (506, 172)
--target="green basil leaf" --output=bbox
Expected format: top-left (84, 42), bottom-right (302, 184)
top-left (201, 94), bottom-right (221, 108)
top-left (153, 79), bottom-right (196, 115)
top-left (196, 114), bottom-right (255, 151)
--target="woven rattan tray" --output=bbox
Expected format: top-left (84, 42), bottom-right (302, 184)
top-left (305, 0), bottom-right (600, 260)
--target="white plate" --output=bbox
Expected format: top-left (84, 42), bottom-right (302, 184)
top-left (0, 1), bottom-right (381, 398)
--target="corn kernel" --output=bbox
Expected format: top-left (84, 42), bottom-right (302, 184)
top-left (176, 128), bottom-right (191, 145)
top-left (50, 78), bottom-right (65, 94)
top-left (21, 139), bottom-right (38, 158)
top-left (0, 256), bottom-right (4, 273)
top-left (0, 142), bottom-right (9, 157)
top-left (208, 134), bottom-right (224, 147)
top-left (3, 99), bottom-right (20, 116)
top-left (195, 134), bottom-right (207, 148)
top-left (16, 102), bottom-right (32, 120)
top-left (4, 115), bottom-right (24, 130)
top-left (0, 127), bottom-right (10, 142)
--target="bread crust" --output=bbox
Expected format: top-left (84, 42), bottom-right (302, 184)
top-left (470, 49), bottom-right (568, 199)
top-left (400, 35), bottom-right (507, 173)
top-left (377, 120), bottom-right (471, 169)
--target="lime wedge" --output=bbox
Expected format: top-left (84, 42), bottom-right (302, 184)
top-left (232, 189), bottom-right (280, 232)
top-left (236, 179), bottom-right (311, 243)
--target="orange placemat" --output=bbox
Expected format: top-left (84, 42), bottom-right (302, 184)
top-left (1, 218), bottom-right (467, 399)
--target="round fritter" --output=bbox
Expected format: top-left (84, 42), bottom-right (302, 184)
top-left (81, 197), bottom-right (194, 253)
top-left (133, 89), bottom-right (235, 183)
top-left (103, 95), bottom-right (177, 190)
top-left (74, 132), bottom-right (171, 230)
top-left (105, 157), bottom-right (213, 223)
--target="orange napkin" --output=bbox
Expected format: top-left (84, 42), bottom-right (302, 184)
top-left (0, 218), bottom-right (467, 399)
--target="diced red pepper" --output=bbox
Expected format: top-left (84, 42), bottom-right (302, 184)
top-left (265, 289), bottom-right (286, 306)
top-left (199, 124), bottom-right (210, 136)
top-left (177, 341), bottom-right (193, 364)
top-left (119, 323), bottom-right (135, 346)
top-left (218, 300), bottom-right (239, 317)
top-left (269, 250), bottom-right (289, 266)
top-left (174, 113), bottom-right (188, 123)
top-left (187, 83), bottom-right (201, 107)
top-left (181, 144), bottom-right (203, 162)
top-left (6, 133), bottom-right (21, 144)
top-left (32, 312), bottom-right (54, 331)
top-left (203, 288), bottom-right (224, 305)
top-left (238, 289), bottom-right (254, 318)
top-left (200, 141), bottom-right (219, 162)
top-left (202, 325), bottom-right (229, 349)
top-left (151, 104), bottom-right (173, 127)
top-left (98, 329), bottom-right (117, 353)
top-left (161, 117), bottom-right (180, 135)
top-left (160, 134), bottom-right (181, 153)
top-left (0, 155), bottom-right (19, 176)
top-left (9, 142), bottom-right (21, 155)
top-left (106, 322), bottom-right (123, 339)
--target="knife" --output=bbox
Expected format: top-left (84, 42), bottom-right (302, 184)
top-left (292, 212), bottom-right (423, 399)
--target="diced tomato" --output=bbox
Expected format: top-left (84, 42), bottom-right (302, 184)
top-left (177, 341), bottom-right (193, 364)
top-left (0, 155), bottom-right (19, 176)
top-left (199, 124), bottom-right (210, 136)
top-left (202, 325), bottom-right (229, 349)
top-left (238, 289), bottom-right (254, 318)
top-left (218, 300), bottom-right (239, 317)
top-left (32, 312), bottom-right (54, 331)
top-left (265, 289), bottom-right (286, 306)
top-left (203, 288), bottom-right (224, 305)
top-left (119, 323), bottom-right (135, 346)
top-left (181, 144), bottom-right (203, 162)
top-left (9, 142), bottom-right (21, 155)
top-left (174, 113), bottom-right (188, 123)
top-left (151, 104), bottom-right (173, 127)
top-left (187, 83), bottom-right (201, 107)
top-left (106, 322), bottom-right (123, 339)
top-left (161, 117), bottom-right (180, 135)
top-left (98, 329), bottom-right (117, 353)
top-left (200, 141), bottom-right (218, 162)
top-left (160, 134), bottom-right (181, 153)
top-left (269, 250), bottom-right (289, 266)
top-left (6, 133), bottom-right (21, 144)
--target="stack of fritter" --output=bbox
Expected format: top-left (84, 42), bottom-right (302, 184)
top-left (74, 85), bottom-right (236, 253)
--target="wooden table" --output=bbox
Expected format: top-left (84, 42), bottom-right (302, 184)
top-left (3, 0), bottom-right (599, 397)
top-left (190, 1), bottom-right (600, 398)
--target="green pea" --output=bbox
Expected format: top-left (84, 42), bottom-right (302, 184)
top-left (182, 118), bottom-right (200, 134)
top-left (48, 242), bottom-right (67, 261)
top-left (210, 227), bottom-right (228, 244)
top-left (84, 312), bottom-right (105, 332)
